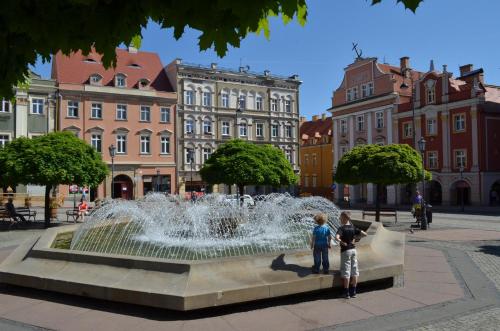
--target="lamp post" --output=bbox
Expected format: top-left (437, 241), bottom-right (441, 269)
top-left (189, 149), bottom-right (195, 201)
top-left (108, 144), bottom-right (116, 199)
top-left (459, 165), bottom-right (465, 212)
top-left (156, 168), bottom-right (161, 193)
top-left (235, 106), bottom-right (243, 206)
top-left (417, 137), bottom-right (427, 230)
top-left (400, 69), bottom-right (417, 148)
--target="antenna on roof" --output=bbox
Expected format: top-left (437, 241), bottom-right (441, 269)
top-left (352, 42), bottom-right (363, 59)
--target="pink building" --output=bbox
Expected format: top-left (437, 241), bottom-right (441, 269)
top-left (52, 47), bottom-right (177, 200)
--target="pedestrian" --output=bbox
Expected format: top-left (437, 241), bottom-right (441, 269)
top-left (4, 197), bottom-right (27, 223)
top-left (310, 213), bottom-right (332, 274)
top-left (75, 198), bottom-right (89, 223)
top-left (336, 211), bottom-right (367, 299)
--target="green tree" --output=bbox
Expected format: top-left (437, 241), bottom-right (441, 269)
top-left (0, 132), bottom-right (108, 227)
top-left (200, 139), bottom-right (298, 197)
top-left (334, 144), bottom-right (430, 222)
top-left (0, 0), bottom-right (423, 98)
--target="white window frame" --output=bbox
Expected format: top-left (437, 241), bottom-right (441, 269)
top-left (140, 135), bottom-right (151, 154)
top-left (160, 135), bottom-right (170, 154)
top-left (186, 148), bottom-right (194, 164)
top-left (256, 123), bottom-right (264, 137)
top-left (346, 89), bottom-right (353, 102)
top-left (90, 133), bottom-right (102, 152)
top-left (116, 104), bottom-right (127, 120)
top-left (361, 84), bottom-right (368, 98)
top-left (90, 74), bottom-right (102, 85)
top-left (256, 96), bottom-right (263, 110)
top-left (368, 82), bottom-right (374, 96)
top-left (222, 121), bottom-right (230, 136)
top-left (115, 74), bottom-right (126, 88)
top-left (185, 90), bottom-right (194, 105)
top-left (353, 87), bottom-right (358, 100)
top-left (0, 133), bottom-right (10, 147)
top-left (238, 95), bottom-right (246, 110)
top-left (427, 118), bottom-right (437, 135)
top-left (1, 99), bottom-right (11, 113)
top-left (91, 103), bottom-right (102, 119)
top-left (203, 147), bottom-right (212, 162)
top-left (202, 91), bottom-right (211, 107)
top-left (31, 98), bottom-right (44, 115)
top-left (271, 98), bottom-right (278, 111)
top-left (271, 124), bottom-right (279, 137)
top-left (403, 122), bottom-right (413, 138)
top-left (285, 125), bottom-right (292, 138)
top-left (454, 149), bottom-right (467, 169)
top-left (356, 115), bottom-right (364, 131)
top-left (185, 119), bottom-right (194, 134)
top-left (454, 114), bottom-right (466, 132)
top-left (285, 100), bottom-right (291, 113)
top-left (203, 119), bottom-right (212, 134)
top-left (285, 149), bottom-right (292, 163)
top-left (239, 123), bottom-right (247, 137)
top-left (160, 107), bottom-right (170, 123)
top-left (221, 93), bottom-right (229, 108)
top-left (427, 86), bottom-right (436, 104)
top-left (116, 134), bottom-right (127, 154)
top-left (67, 101), bottom-right (79, 118)
top-left (340, 119), bottom-right (347, 134)
top-left (140, 106), bottom-right (151, 122)
top-left (375, 111), bottom-right (384, 129)
top-left (427, 151), bottom-right (438, 169)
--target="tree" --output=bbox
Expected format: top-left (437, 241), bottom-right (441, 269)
top-left (0, 0), bottom-right (424, 98)
top-left (200, 139), bottom-right (298, 197)
top-left (0, 132), bottom-right (108, 227)
top-left (334, 144), bottom-right (430, 222)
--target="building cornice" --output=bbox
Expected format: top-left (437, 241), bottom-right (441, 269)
top-left (328, 92), bottom-right (398, 113)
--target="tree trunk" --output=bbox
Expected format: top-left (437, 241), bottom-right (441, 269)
top-left (238, 184), bottom-right (244, 206)
top-left (375, 183), bottom-right (381, 222)
top-left (44, 185), bottom-right (51, 228)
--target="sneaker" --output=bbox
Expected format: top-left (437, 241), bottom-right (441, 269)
top-left (343, 293), bottom-right (350, 299)
top-left (349, 286), bottom-right (357, 298)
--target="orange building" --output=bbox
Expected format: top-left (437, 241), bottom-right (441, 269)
top-left (299, 114), bottom-right (334, 199)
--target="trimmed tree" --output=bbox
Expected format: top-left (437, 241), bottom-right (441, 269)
top-left (335, 144), bottom-right (431, 222)
top-left (200, 139), bottom-right (298, 197)
top-left (0, 132), bottom-right (108, 227)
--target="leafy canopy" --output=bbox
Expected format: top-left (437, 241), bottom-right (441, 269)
top-left (0, 131), bottom-right (108, 188)
top-left (335, 144), bottom-right (431, 186)
top-left (0, 0), bottom-right (424, 98)
top-left (200, 139), bottom-right (298, 188)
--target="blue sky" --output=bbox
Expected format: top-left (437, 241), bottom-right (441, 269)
top-left (33, 0), bottom-right (500, 119)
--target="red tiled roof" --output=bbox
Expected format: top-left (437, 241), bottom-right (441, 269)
top-left (52, 48), bottom-right (174, 92)
top-left (300, 117), bottom-right (332, 139)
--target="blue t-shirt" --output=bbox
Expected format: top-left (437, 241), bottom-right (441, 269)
top-left (312, 225), bottom-right (331, 247)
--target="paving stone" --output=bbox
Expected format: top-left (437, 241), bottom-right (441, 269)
top-left (408, 307), bottom-right (500, 331)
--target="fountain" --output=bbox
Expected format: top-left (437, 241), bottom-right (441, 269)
top-left (0, 194), bottom-right (405, 311)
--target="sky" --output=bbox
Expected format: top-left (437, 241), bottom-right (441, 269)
top-left (33, 0), bottom-right (500, 120)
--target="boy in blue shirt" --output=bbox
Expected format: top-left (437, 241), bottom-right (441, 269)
top-left (310, 213), bottom-right (332, 274)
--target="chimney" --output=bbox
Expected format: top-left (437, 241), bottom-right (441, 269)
top-left (312, 115), bottom-right (319, 121)
top-left (460, 64), bottom-right (473, 76)
top-left (321, 113), bottom-right (327, 120)
top-left (299, 116), bottom-right (306, 124)
top-left (210, 63), bottom-right (217, 69)
top-left (175, 58), bottom-right (182, 65)
top-left (443, 64), bottom-right (448, 73)
top-left (400, 56), bottom-right (410, 71)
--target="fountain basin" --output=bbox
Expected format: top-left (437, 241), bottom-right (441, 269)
top-left (0, 219), bottom-right (404, 311)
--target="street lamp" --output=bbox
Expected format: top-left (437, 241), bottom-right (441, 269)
top-left (156, 168), bottom-right (161, 193)
top-left (459, 165), bottom-right (465, 212)
top-left (108, 144), bottom-right (116, 199)
top-left (400, 69), bottom-right (417, 147)
top-left (417, 137), bottom-right (427, 230)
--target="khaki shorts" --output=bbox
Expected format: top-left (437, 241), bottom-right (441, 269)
top-left (340, 249), bottom-right (359, 278)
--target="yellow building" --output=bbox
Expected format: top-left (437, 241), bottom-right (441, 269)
top-left (299, 114), bottom-right (333, 199)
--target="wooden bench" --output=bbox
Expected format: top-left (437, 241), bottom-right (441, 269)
top-left (66, 207), bottom-right (93, 223)
top-left (362, 207), bottom-right (398, 223)
top-left (0, 208), bottom-right (14, 222)
top-left (16, 207), bottom-right (37, 221)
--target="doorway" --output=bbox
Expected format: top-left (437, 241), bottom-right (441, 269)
top-left (113, 175), bottom-right (133, 200)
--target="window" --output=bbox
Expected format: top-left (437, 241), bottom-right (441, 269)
top-left (312, 175), bottom-right (317, 188)
top-left (454, 114), bottom-right (466, 132)
top-left (271, 98), bottom-right (278, 111)
top-left (340, 146), bottom-right (348, 157)
top-left (427, 151), bottom-right (438, 169)
top-left (140, 106), bottom-right (151, 122)
top-left (91, 134), bottom-right (102, 152)
top-left (271, 124), bottom-right (279, 137)
top-left (203, 119), bottom-right (212, 134)
top-left (140, 135), bottom-right (150, 154)
top-left (304, 154), bottom-right (309, 166)
top-left (186, 148), bottom-right (194, 164)
top-left (346, 89), bottom-right (353, 102)
top-left (116, 104), bottom-right (127, 120)
top-left (67, 101), bottom-right (79, 117)
top-left (427, 118), bottom-right (437, 135)
top-left (285, 100), bottom-right (291, 113)
top-left (202, 92), bottom-right (211, 107)
top-left (185, 119), bottom-right (194, 134)
top-left (353, 87), bottom-right (359, 100)
top-left (160, 136), bottom-right (170, 154)
top-left (115, 74), bottom-right (126, 87)
top-left (340, 119), bottom-right (347, 135)
top-left (256, 96), bottom-right (263, 110)
top-left (222, 121), bottom-right (230, 136)
top-left (427, 86), bottom-right (435, 104)
top-left (375, 111), bottom-right (384, 129)
top-left (221, 93), bottom-right (229, 108)
top-left (160, 107), bottom-right (170, 123)
top-left (239, 123), bottom-right (247, 137)
top-left (312, 154), bottom-right (317, 166)
top-left (285, 125), bottom-right (292, 138)
top-left (91, 103), bottom-right (102, 119)
top-left (356, 115), bottom-right (364, 131)
top-left (368, 82), bottom-right (374, 96)
top-left (403, 122), bottom-right (413, 138)
top-left (0, 134), bottom-right (10, 147)
top-left (1, 99), bottom-right (11, 112)
top-left (203, 148), bottom-right (212, 162)
top-left (116, 135), bottom-right (127, 154)
top-left (238, 95), bottom-right (246, 110)
top-left (256, 123), bottom-right (264, 137)
top-left (304, 175), bottom-right (309, 187)
top-left (185, 90), bottom-right (194, 105)
top-left (90, 74), bottom-right (102, 85)
top-left (361, 85), bottom-right (367, 98)
top-left (31, 98), bottom-right (44, 114)
top-left (455, 150), bottom-right (466, 168)
top-left (285, 150), bottom-right (292, 163)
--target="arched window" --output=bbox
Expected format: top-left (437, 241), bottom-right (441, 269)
top-left (115, 73), bottom-right (127, 87)
top-left (89, 73), bottom-right (103, 85)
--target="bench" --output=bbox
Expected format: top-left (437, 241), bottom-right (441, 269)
top-left (0, 208), bottom-right (14, 222)
top-left (16, 207), bottom-right (37, 221)
top-left (66, 207), bottom-right (93, 223)
top-left (362, 207), bottom-right (398, 223)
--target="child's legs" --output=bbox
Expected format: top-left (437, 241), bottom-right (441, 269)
top-left (350, 250), bottom-right (359, 285)
top-left (312, 247), bottom-right (321, 271)
top-left (321, 246), bottom-right (329, 271)
top-left (340, 250), bottom-right (351, 288)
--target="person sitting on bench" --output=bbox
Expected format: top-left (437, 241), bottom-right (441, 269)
top-left (5, 198), bottom-right (27, 222)
top-left (75, 198), bottom-right (89, 222)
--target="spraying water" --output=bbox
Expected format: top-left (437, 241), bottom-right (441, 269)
top-left (70, 193), bottom-right (341, 260)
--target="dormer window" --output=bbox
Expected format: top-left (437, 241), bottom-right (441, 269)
top-left (137, 78), bottom-right (150, 90)
top-left (89, 73), bottom-right (103, 85)
top-left (128, 63), bottom-right (141, 69)
top-left (115, 74), bottom-right (127, 88)
top-left (426, 80), bottom-right (436, 104)
top-left (83, 58), bottom-right (97, 63)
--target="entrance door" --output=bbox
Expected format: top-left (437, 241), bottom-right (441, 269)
top-left (113, 175), bottom-right (133, 200)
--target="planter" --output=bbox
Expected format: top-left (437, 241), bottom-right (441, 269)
top-left (49, 208), bottom-right (58, 219)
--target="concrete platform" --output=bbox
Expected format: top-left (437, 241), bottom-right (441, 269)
top-left (0, 220), bottom-right (404, 311)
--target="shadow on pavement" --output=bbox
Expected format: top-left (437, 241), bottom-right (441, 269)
top-left (477, 243), bottom-right (500, 257)
top-left (270, 253), bottom-right (312, 277)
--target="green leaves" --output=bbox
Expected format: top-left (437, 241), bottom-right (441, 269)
top-left (371, 0), bottom-right (422, 12)
top-left (200, 139), bottom-right (298, 189)
top-left (335, 144), bottom-right (431, 185)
